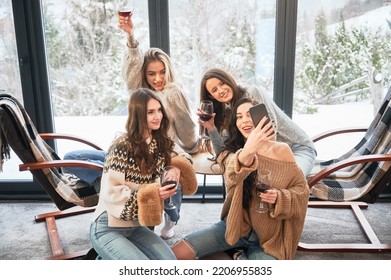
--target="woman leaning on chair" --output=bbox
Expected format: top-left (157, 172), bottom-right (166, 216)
top-left (172, 97), bottom-right (310, 260)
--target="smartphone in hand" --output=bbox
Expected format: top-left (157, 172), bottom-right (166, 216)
top-left (249, 103), bottom-right (270, 128)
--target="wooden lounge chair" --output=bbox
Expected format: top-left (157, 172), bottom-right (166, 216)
top-left (299, 86), bottom-right (391, 252)
top-left (0, 93), bottom-right (103, 259)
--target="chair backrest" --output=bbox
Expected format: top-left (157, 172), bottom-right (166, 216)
top-left (0, 94), bottom-right (99, 210)
top-left (310, 86), bottom-right (391, 202)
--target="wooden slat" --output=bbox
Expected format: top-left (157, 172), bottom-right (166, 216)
top-left (307, 201), bottom-right (368, 209)
top-left (35, 206), bottom-right (96, 222)
top-left (298, 242), bottom-right (391, 252)
top-left (351, 204), bottom-right (380, 245)
top-left (46, 216), bottom-right (64, 257)
top-left (298, 201), bottom-right (391, 252)
top-left (47, 249), bottom-right (91, 260)
top-left (37, 207), bottom-right (96, 259)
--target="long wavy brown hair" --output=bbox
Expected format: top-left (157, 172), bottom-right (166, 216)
top-left (199, 68), bottom-right (247, 153)
top-left (124, 88), bottom-right (174, 173)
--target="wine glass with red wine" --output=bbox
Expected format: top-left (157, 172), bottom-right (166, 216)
top-left (198, 100), bottom-right (214, 140)
top-left (117, 0), bottom-right (134, 17)
top-left (161, 166), bottom-right (179, 210)
top-left (255, 169), bottom-right (271, 213)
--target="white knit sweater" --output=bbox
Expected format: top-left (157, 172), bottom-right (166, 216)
top-left (121, 42), bottom-right (198, 154)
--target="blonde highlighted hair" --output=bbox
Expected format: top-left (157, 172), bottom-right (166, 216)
top-left (141, 48), bottom-right (178, 90)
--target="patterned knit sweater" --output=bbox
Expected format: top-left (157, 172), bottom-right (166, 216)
top-left (121, 42), bottom-right (198, 154)
top-left (219, 149), bottom-right (310, 260)
top-left (91, 135), bottom-right (166, 227)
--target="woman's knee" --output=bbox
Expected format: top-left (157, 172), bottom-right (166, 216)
top-left (171, 240), bottom-right (196, 260)
top-left (292, 146), bottom-right (317, 176)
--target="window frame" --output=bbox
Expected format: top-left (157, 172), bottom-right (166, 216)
top-left (0, 0), bottom-right (297, 197)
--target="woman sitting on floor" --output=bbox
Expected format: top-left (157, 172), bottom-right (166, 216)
top-left (172, 97), bottom-right (310, 260)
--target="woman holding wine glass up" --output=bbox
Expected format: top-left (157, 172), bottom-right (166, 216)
top-left (172, 97), bottom-right (310, 260)
top-left (117, 7), bottom-right (199, 239)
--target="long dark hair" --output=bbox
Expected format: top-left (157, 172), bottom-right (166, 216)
top-left (199, 68), bottom-right (247, 153)
top-left (199, 68), bottom-right (247, 134)
top-left (219, 97), bottom-right (258, 209)
top-left (124, 88), bottom-right (174, 173)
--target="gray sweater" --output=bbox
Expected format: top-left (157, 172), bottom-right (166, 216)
top-left (209, 86), bottom-right (316, 155)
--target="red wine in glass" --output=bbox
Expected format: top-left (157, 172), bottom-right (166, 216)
top-left (117, 0), bottom-right (134, 17)
top-left (255, 169), bottom-right (271, 213)
top-left (199, 100), bottom-right (214, 139)
top-left (162, 180), bottom-right (177, 190)
top-left (161, 166), bottom-right (178, 210)
top-left (198, 113), bottom-right (213, 122)
top-left (256, 182), bottom-right (269, 194)
top-left (117, 9), bottom-right (133, 17)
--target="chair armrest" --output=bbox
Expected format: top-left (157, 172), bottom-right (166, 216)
top-left (39, 133), bottom-right (103, 150)
top-left (312, 127), bottom-right (367, 142)
top-left (19, 160), bottom-right (103, 172)
top-left (308, 154), bottom-right (391, 187)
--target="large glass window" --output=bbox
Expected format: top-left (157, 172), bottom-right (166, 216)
top-left (168, 0), bottom-right (277, 189)
top-left (42, 0), bottom-right (149, 156)
top-left (293, 0), bottom-right (390, 160)
top-left (0, 0), bottom-right (23, 101)
top-left (0, 0), bottom-right (29, 180)
top-left (169, 0), bottom-right (277, 108)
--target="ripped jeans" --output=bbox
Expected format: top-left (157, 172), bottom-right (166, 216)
top-left (182, 220), bottom-right (276, 260)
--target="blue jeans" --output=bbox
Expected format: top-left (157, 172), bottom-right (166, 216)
top-left (64, 149), bottom-right (182, 222)
top-left (64, 150), bottom-right (106, 185)
top-left (90, 212), bottom-right (176, 260)
top-left (290, 144), bottom-right (317, 176)
top-left (183, 220), bottom-right (276, 260)
top-left (164, 184), bottom-right (182, 222)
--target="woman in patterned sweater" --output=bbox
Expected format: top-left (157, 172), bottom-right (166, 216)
top-left (118, 12), bottom-right (198, 239)
top-left (172, 97), bottom-right (310, 260)
top-left (90, 88), bottom-right (179, 259)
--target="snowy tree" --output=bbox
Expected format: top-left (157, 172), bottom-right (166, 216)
top-left (45, 0), bottom-right (128, 116)
top-left (169, 0), bottom-right (258, 106)
top-left (295, 9), bottom-right (391, 112)
top-left (0, 2), bottom-right (23, 101)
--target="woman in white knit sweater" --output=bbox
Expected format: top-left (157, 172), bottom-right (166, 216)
top-left (90, 88), bottom-right (178, 259)
top-left (172, 97), bottom-right (309, 260)
top-left (118, 13), bottom-right (199, 239)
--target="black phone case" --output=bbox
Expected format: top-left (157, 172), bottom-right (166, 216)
top-left (249, 103), bottom-right (269, 127)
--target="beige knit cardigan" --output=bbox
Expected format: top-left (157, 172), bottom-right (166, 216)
top-left (219, 149), bottom-right (310, 260)
top-left (121, 42), bottom-right (198, 154)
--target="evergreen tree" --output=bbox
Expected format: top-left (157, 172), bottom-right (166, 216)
top-left (47, 0), bottom-right (127, 116)
top-left (295, 8), bottom-right (391, 112)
